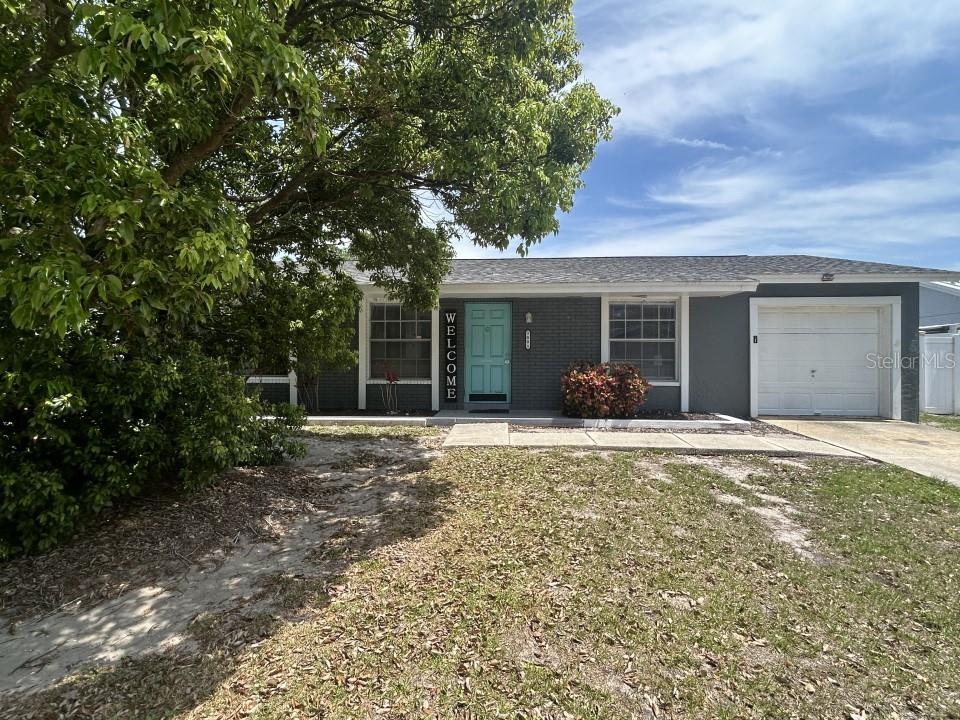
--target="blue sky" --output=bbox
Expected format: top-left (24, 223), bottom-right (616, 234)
top-left (453, 0), bottom-right (960, 269)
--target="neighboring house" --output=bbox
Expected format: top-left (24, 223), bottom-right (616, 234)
top-left (921, 281), bottom-right (960, 328)
top-left (301, 255), bottom-right (960, 422)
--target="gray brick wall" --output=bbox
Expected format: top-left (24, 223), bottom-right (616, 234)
top-left (508, 297), bottom-right (602, 411)
top-left (366, 383), bottom-right (432, 412)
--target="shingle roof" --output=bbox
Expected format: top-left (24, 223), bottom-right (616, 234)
top-left (347, 255), bottom-right (957, 285)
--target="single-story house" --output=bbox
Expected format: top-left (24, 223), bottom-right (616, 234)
top-left (920, 281), bottom-right (960, 329)
top-left (296, 255), bottom-right (960, 422)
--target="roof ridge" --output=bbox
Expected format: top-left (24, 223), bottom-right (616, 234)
top-left (451, 254), bottom-right (752, 260)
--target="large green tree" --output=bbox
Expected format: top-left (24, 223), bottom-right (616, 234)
top-left (0, 0), bottom-right (615, 554)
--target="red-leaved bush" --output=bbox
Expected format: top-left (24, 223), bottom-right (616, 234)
top-left (560, 361), bottom-right (650, 418)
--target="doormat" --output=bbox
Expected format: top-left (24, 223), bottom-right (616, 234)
top-left (469, 409), bottom-right (509, 414)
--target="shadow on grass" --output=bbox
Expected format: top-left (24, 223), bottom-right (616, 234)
top-left (0, 438), bottom-right (451, 719)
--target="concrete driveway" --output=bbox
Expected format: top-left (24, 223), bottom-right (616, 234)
top-left (765, 418), bottom-right (960, 487)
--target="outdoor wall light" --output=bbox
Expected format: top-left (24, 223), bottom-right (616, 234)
top-left (821, 273), bottom-right (835, 282)
top-left (525, 312), bottom-right (533, 324)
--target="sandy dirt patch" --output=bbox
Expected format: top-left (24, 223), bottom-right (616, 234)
top-left (0, 436), bottom-right (440, 696)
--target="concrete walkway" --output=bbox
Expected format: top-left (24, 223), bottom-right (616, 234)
top-left (765, 418), bottom-right (960, 487)
top-left (442, 423), bottom-right (859, 457)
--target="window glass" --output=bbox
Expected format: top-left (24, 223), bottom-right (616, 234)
top-left (608, 302), bottom-right (678, 382)
top-left (369, 304), bottom-right (431, 379)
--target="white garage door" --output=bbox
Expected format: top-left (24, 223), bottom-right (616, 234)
top-left (757, 306), bottom-right (881, 416)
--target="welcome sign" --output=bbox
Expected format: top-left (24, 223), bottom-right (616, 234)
top-left (443, 309), bottom-right (458, 401)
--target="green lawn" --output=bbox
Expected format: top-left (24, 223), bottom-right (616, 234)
top-left (6, 446), bottom-right (960, 719)
top-left (922, 413), bottom-right (960, 432)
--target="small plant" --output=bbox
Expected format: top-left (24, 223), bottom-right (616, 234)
top-left (380, 367), bottom-right (399, 414)
top-left (560, 361), bottom-right (650, 418)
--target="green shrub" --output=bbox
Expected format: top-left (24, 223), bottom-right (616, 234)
top-left (249, 401), bottom-right (307, 466)
top-left (560, 361), bottom-right (650, 419)
top-left (0, 340), bottom-right (304, 559)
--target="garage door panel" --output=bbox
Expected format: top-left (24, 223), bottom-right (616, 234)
top-left (777, 363), bottom-right (814, 383)
top-left (845, 393), bottom-right (880, 413)
top-left (759, 308), bottom-right (881, 335)
top-left (815, 367), bottom-right (846, 384)
top-left (815, 312), bottom-right (850, 330)
top-left (781, 393), bottom-right (814, 410)
top-left (781, 335), bottom-right (812, 355)
top-left (813, 393), bottom-right (845, 412)
top-left (758, 311), bottom-right (785, 331)
top-left (757, 306), bottom-right (881, 417)
top-left (782, 312), bottom-right (814, 330)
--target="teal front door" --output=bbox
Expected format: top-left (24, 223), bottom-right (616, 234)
top-left (465, 302), bottom-right (511, 402)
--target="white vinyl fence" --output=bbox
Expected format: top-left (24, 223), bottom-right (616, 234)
top-left (920, 332), bottom-right (960, 415)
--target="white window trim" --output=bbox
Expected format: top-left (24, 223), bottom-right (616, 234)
top-left (357, 297), bottom-right (438, 410)
top-left (748, 296), bottom-right (902, 420)
top-left (601, 296), bottom-right (687, 401)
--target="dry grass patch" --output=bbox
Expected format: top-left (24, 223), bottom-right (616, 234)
top-left (301, 424), bottom-right (445, 441)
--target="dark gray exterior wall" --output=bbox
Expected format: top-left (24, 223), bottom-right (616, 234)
top-left (689, 283), bottom-right (921, 422)
top-left (920, 285), bottom-right (960, 326)
top-left (689, 294), bottom-right (751, 417)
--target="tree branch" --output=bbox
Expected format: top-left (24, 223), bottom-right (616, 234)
top-left (161, 84), bottom-right (255, 186)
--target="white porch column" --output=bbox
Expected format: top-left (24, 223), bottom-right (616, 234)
top-left (357, 297), bottom-right (368, 410)
top-left (288, 368), bottom-right (298, 406)
top-left (680, 294), bottom-right (690, 412)
top-left (599, 294), bottom-right (610, 362)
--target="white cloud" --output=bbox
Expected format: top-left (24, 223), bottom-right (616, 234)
top-left (662, 136), bottom-right (734, 151)
top-left (537, 149), bottom-right (960, 263)
top-left (841, 114), bottom-right (960, 143)
top-left (579, 0), bottom-right (960, 136)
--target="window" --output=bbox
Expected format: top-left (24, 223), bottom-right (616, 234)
top-left (369, 304), bottom-right (432, 379)
top-left (609, 302), bottom-right (677, 382)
